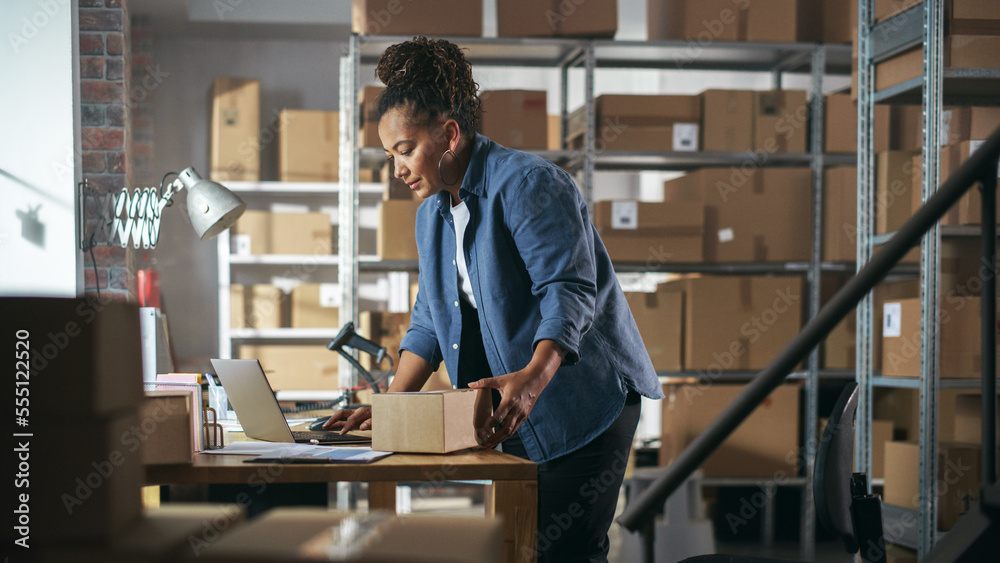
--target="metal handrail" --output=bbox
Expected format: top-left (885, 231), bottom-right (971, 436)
top-left (618, 125), bottom-right (1000, 537)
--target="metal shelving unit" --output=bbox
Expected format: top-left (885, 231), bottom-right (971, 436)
top-left (856, 0), bottom-right (1000, 556)
top-left (339, 34), bottom-right (854, 560)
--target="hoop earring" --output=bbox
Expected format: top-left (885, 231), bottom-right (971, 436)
top-left (438, 149), bottom-right (459, 187)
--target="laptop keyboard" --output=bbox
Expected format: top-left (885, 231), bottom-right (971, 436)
top-left (291, 431), bottom-right (369, 443)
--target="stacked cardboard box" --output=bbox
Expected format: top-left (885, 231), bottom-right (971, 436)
top-left (479, 90), bottom-right (548, 149)
top-left (700, 89), bottom-right (754, 152)
top-left (569, 94), bottom-right (701, 152)
top-left (884, 440), bottom-right (986, 530)
top-left (238, 344), bottom-right (338, 391)
top-left (823, 166), bottom-right (858, 263)
top-left (662, 275), bottom-right (804, 372)
top-left (753, 90), bottom-right (808, 153)
top-left (230, 210), bottom-right (333, 256)
top-left (824, 94), bottom-right (891, 153)
top-left (648, 0), bottom-right (820, 42)
top-left (278, 110), bottom-right (338, 182)
top-left (359, 85), bottom-right (384, 149)
top-left (875, 150), bottom-right (921, 235)
top-left (591, 200), bottom-right (704, 263)
top-left (209, 77), bottom-right (260, 182)
top-left (497, 0), bottom-right (618, 38)
top-left (625, 287), bottom-right (683, 372)
top-left (230, 284), bottom-right (286, 329)
top-left (290, 284), bottom-right (340, 329)
top-left (140, 391), bottom-right (195, 465)
top-left (660, 382), bottom-right (801, 477)
top-left (377, 199), bottom-right (421, 260)
top-left (820, 274), bottom-right (856, 370)
top-left (352, 0), bottom-right (482, 36)
top-left (663, 167), bottom-right (813, 263)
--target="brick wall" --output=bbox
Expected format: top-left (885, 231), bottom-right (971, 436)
top-left (80, 0), bottom-right (135, 302)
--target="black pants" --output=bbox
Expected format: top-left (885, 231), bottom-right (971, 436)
top-left (458, 299), bottom-right (641, 563)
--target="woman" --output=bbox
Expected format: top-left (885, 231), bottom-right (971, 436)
top-left (325, 37), bottom-right (663, 562)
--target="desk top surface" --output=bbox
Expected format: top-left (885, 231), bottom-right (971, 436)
top-left (145, 447), bottom-right (536, 485)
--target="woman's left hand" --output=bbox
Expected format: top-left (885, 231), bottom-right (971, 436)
top-left (468, 368), bottom-right (547, 449)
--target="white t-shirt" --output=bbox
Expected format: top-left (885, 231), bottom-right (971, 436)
top-left (451, 200), bottom-right (477, 308)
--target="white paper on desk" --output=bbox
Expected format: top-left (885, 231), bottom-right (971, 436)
top-left (255, 448), bottom-right (393, 463)
top-left (201, 441), bottom-right (328, 456)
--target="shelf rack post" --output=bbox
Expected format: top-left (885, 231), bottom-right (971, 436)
top-left (339, 35), bottom-right (362, 391)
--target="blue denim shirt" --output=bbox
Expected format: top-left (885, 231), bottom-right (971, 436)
top-left (398, 134), bottom-right (663, 463)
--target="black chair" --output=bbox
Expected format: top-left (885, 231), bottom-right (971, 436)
top-left (680, 381), bottom-right (887, 563)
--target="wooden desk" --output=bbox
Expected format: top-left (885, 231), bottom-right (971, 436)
top-left (146, 448), bottom-right (537, 563)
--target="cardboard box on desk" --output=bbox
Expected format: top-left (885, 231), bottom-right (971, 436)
top-left (700, 89), bottom-right (754, 153)
top-left (187, 508), bottom-right (503, 563)
top-left (479, 89), bottom-right (548, 150)
top-left (648, 0), bottom-right (750, 42)
top-left (663, 167), bottom-right (813, 263)
top-left (663, 275), bottom-right (804, 372)
top-left (660, 383), bottom-right (801, 478)
top-left (377, 200), bottom-right (421, 261)
top-left (753, 90), bottom-right (807, 153)
top-left (568, 94), bottom-right (701, 152)
top-left (231, 210), bottom-right (333, 256)
top-left (372, 389), bottom-right (490, 453)
top-left (883, 440), bottom-right (984, 530)
top-left (625, 288), bottom-right (683, 372)
top-left (352, 0), bottom-right (482, 36)
top-left (3, 298), bottom-right (142, 417)
top-left (238, 345), bottom-right (338, 391)
top-left (591, 200), bottom-right (703, 263)
top-left (210, 77), bottom-right (259, 182)
top-left (290, 283), bottom-right (340, 329)
top-left (278, 110), bottom-right (338, 182)
top-left (141, 391), bottom-right (195, 465)
top-left (498, 0), bottom-right (617, 38)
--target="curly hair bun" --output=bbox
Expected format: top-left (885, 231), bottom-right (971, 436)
top-left (375, 36), bottom-right (480, 135)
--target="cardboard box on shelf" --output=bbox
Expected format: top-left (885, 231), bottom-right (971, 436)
top-left (230, 284), bottom-right (286, 329)
top-left (210, 77), bottom-right (260, 182)
top-left (625, 288), bottom-right (683, 372)
top-left (874, 0), bottom-right (922, 22)
top-left (912, 145), bottom-right (1000, 227)
top-left (278, 110), bottom-right (338, 182)
top-left (591, 200), bottom-right (704, 263)
top-left (820, 274), bottom-right (856, 370)
top-left (34, 413), bottom-right (143, 543)
top-left (746, 0), bottom-right (821, 43)
top-left (943, 106), bottom-right (1000, 146)
top-left (824, 94), bottom-right (891, 153)
top-left (497, 0), bottom-right (617, 38)
top-left (479, 90), bottom-right (548, 149)
top-left (377, 199), bottom-right (421, 261)
top-left (823, 166), bottom-right (857, 263)
top-left (647, 0), bottom-right (750, 42)
top-left (660, 383), bottom-right (801, 477)
top-left (871, 280), bottom-right (920, 372)
top-left (547, 114), bottom-right (563, 150)
top-left (352, 0), bottom-right (482, 36)
top-left (954, 392), bottom-right (1000, 444)
top-left (141, 391), bottom-right (195, 465)
top-left (875, 151), bottom-right (919, 235)
top-left (238, 345), bottom-right (338, 390)
top-left (883, 440), bottom-right (983, 530)
top-left (947, 0), bottom-right (1000, 34)
top-left (358, 310), bottom-right (409, 371)
top-left (876, 34), bottom-right (1000, 92)
top-left (359, 85), bottom-right (384, 149)
top-left (700, 89), bottom-right (754, 152)
top-left (823, 0), bottom-right (856, 44)
top-left (371, 389), bottom-right (489, 453)
top-left (889, 104), bottom-right (923, 152)
top-left (753, 90), bottom-right (808, 153)
top-left (231, 210), bottom-right (333, 255)
top-left (663, 167), bottom-right (813, 263)
top-left (569, 94), bottom-right (701, 152)
top-left (663, 275), bottom-right (804, 371)
top-left (290, 284), bottom-right (340, 329)
top-left (886, 543), bottom-right (919, 563)
top-left (190, 508), bottom-right (503, 563)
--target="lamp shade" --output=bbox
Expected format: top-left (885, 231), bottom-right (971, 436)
top-left (176, 167), bottom-right (247, 240)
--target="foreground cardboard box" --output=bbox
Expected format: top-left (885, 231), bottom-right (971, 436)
top-left (625, 287), bottom-right (683, 371)
top-left (883, 440), bottom-right (984, 530)
top-left (352, 0), bottom-right (482, 36)
top-left (647, 0), bottom-right (750, 41)
top-left (497, 0), bottom-right (617, 38)
top-left (700, 89), bottom-right (754, 152)
top-left (141, 391), bottom-right (195, 465)
top-left (663, 167), bottom-right (813, 262)
top-left (189, 508), bottom-right (503, 562)
top-left (210, 77), bottom-right (260, 182)
top-left (753, 90), bottom-right (808, 153)
top-left (290, 284), bottom-right (340, 329)
top-left (479, 89), bottom-right (548, 149)
top-left (569, 94), bottom-right (701, 152)
top-left (238, 345), bottom-right (338, 390)
top-left (377, 199), bottom-right (421, 260)
top-left (231, 210), bottom-right (333, 255)
top-left (278, 110), bottom-right (338, 182)
top-left (881, 296), bottom-right (999, 378)
top-left (372, 389), bottom-right (488, 453)
top-left (230, 284), bottom-right (286, 329)
top-left (5, 298), bottom-right (142, 417)
top-left (660, 383), bottom-right (801, 477)
top-left (592, 200), bottom-right (704, 263)
top-left (664, 275), bottom-right (804, 371)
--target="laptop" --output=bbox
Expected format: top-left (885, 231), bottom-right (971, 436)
top-left (210, 358), bottom-right (371, 445)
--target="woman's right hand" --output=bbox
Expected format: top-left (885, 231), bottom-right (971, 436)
top-left (322, 406), bottom-right (373, 433)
